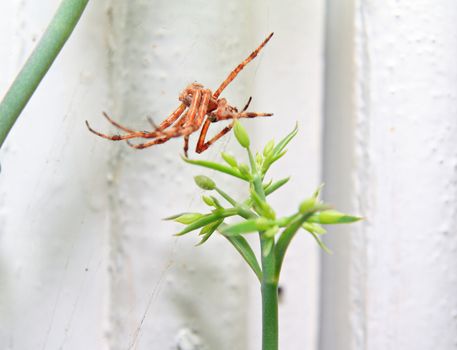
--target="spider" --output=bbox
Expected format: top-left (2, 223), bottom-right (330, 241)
top-left (86, 33), bottom-right (274, 157)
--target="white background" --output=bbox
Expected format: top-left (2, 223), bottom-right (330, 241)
top-left (1, 1), bottom-right (456, 350)
top-left (0, 1), bottom-right (323, 349)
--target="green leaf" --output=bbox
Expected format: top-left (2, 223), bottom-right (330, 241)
top-left (182, 156), bottom-right (248, 181)
top-left (223, 234), bottom-right (262, 281)
top-left (233, 120), bottom-right (250, 148)
top-left (220, 219), bottom-right (260, 236)
top-left (250, 187), bottom-right (276, 219)
top-left (272, 123), bottom-right (298, 157)
top-left (308, 230), bottom-right (332, 254)
top-left (175, 209), bottom-right (237, 236)
top-left (308, 210), bottom-right (362, 224)
top-left (312, 183), bottom-right (325, 200)
top-left (196, 219), bottom-right (223, 246)
top-left (302, 222), bottom-right (327, 235)
top-left (264, 177), bottom-right (290, 196)
top-left (262, 179), bottom-right (273, 190)
top-left (194, 175), bottom-right (216, 190)
top-left (264, 225), bottom-right (279, 238)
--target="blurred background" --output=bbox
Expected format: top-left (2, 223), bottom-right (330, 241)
top-left (0, 1), bottom-right (456, 349)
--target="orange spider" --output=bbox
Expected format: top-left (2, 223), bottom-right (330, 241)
top-left (86, 33), bottom-right (274, 156)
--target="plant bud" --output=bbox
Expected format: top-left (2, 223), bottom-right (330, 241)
top-left (202, 195), bottom-right (215, 207)
top-left (238, 163), bottom-right (251, 177)
top-left (299, 197), bottom-right (316, 213)
top-left (308, 210), bottom-right (362, 224)
top-left (174, 213), bottom-right (204, 224)
top-left (221, 152), bottom-right (238, 167)
top-left (194, 175), bottom-right (216, 190)
top-left (255, 217), bottom-right (272, 231)
top-left (233, 121), bottom-right (250, 148)
top-left (263, 139), bottom-right (275, 158)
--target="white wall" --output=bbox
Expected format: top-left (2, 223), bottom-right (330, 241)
top-left (0, 1), bottom-right (324, 349)
top-left (322, 1), bottom-right (457, 349)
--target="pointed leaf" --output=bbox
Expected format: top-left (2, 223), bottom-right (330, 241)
top-left (308, 230), bottom-right (333, 254)
top-left (175, 208), bottom-right (237, 236)
top-left (182, 156), bottom-right (247, 181)
top-left (223, 234), bottom-right (262, 281)
top-left (196, 219), bottom-right (223, 246)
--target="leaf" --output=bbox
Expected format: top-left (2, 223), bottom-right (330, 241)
top-left (182, 156), bottom-right (248, 181)
top-left (308, 230), bottom-right (333, 254)
top-left (302, 222), bottom-right (327, 235)
top-left (223, 234), bottom-right (262, 281)
top-left (196, 220), bottom-right (223, 246)
top-left (272, 123), bottom-right (298, 157)
top-left (264, 177), bottom-right (290, 196)
top-left (175, 208), bottom-right (237, 236)
top-left (220, 219), bottom-right (260, 236)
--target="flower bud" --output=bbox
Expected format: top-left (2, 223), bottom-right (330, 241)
top-left (263, 140), bottom-right (275, 158)
top-left (173, 213), bottom-right (204, 224)
top-left (238, 163), bottom-right (251, 177)
top-left (299, 197), bottom-right (316, 213)
top-left (233, 121), bottom-right (250, 148)
top-left (221, 152), bottom-right (238, 167)
top-left (202, 195), bottom-right (215, 207)
top-left (255, 217), bottom-right (272, 231)
top-left (308, 210), bottom-right (362, 224)
top-left (194, 175), bottom-right (216, 190)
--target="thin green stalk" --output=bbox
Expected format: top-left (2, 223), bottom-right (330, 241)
top-left (247, 149), bottom-right (279, 350)
top-left (261, 280), bottom-right (279, 350)
top-left (260, 234), bottom-right (278, 350)
top-left (0, 0), bottom-right (89, 147)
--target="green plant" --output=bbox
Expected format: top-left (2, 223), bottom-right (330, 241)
top-left (168, 121), bottom-right (361, 350)
top-left (0, 0), bottom-right (89, 148)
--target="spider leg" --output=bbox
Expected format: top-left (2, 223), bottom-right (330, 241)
top-left (102, 112), bottom-right (137, 133)
top-left (85, 120), bottom-right (155, 141)
top-left (155, 89), bottom-right (212, 139)
top-left (195, 118), bottom-right (234, 154)
top-left (126, 91), bottom-right (203, 149)
top-left (183, 135), bottom-right (190, 157)
top-left (213, 32), bottom-right (274, 99)
top-left (126, 136), bottom-right (171, 149)
top-left (195, 108), bottom-right (272, 154)
top-left (239, 111), bottom-right (273, 119)
top-left (86, 103), bottom-right (188, 141)
top-left (241, 97), bottom-right (252, 113)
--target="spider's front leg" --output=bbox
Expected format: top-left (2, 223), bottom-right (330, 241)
top-left (86, 103), bottom-right (188, 141)
top-left (195, 98), bottom-right (272, 154)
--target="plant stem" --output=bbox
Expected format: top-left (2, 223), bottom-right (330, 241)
top-left (0, 0), bottom-right (89, 148)
top-left (261, 236), bottom-right (278, 350)
top-left (248, 148), bottom-right (279, 350)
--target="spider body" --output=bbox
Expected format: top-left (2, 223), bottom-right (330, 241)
top-left (86, 33), bottom-right (274, 156)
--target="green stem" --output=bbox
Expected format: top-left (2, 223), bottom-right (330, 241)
top-left (247, 148), bottom-right (279, 350)
top-left (261, 236), bottom-right (278, 350)
top-left (0, 0), bottom-right (89, 147)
